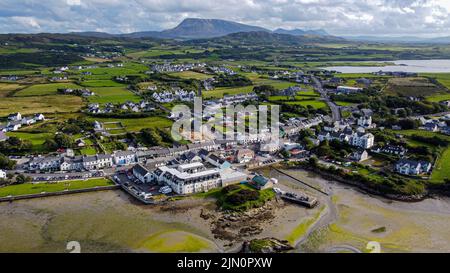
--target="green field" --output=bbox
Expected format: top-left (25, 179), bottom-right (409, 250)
top-left (6, 132), bottom-right (53, 152)
top-left (90, 116), bottom-right (173, 132)
top-left (80, 80), bottom-right (125, 87)
top-left (285, 100), bottom-right (327, 109)
top-left (0, 178), bottom-right (114, 197)
top-left (431, 147), bottom-right (450, 183)
top-left (14, 83), bottom-right (82, 97)
top-left (202, 86), bottom-right (254, 99)
top-left (422, 73), bottom-right (450, 89)
top-left (0, 83), bottom-right (24, 97)
top-left (334, 101), bottom-right (355, 106)
top-left (88, 87), bottom-right (141, 104)
top-left (0, 95), bottom-right (83, 117)
top-left (170, 71), bottom-right (212, 80)
top-left (426, 94), bottom-right (450, 103)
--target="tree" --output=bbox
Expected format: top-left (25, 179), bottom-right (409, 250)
top-left (0, 154), bottom-right (16, 170)
top-left (309, 156), bottom-right (318, 167)
top-left (158, 129), bottom-right (173, 144)
top-left (15, 174), bottom-right (31, 184)
top-left (54, 133), bottom-right (74, 148)
top-left (141, 128), bottom-right (162, 146)
top-left (44, 138), bottom-right (58, 151)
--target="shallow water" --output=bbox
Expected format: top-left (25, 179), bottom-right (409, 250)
top-left (2, 169), bottom-right (450, 253)
top-left (322, 59), bottom-right (450, 73)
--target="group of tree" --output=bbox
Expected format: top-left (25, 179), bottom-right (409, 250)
top-left (140, 128), bottom-right (173, 147)
top-left (213, 74), bottom-right (252, 87)
top-left (0, 137), bottom-right (32, 154)
top-left (44, 133), bottom-right (75, 150)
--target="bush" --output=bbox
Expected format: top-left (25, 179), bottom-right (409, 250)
top-left (225, 189), bottom-right (259, 205)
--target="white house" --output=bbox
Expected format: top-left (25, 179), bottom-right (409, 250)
top-left (114, 150), bottom-right (136, 165)
top-left (0, 169), bottom-right (6, 179)
top-left (82, 154), bottom-right (113, 170)
top-left (351, 132), bottom-right (375, 149)
top-left (336, 86), bottom-right (363, 94)
top-left (34, 114), bottom-right (45, 121)
top-left (8, 113), bottom-right (22, 121)
top-left (395, 159), bottom-right (431, 176)
top-left (151, 163), bottom-right (222, 194)
top-left (132, 164), bottom-right (152, 183)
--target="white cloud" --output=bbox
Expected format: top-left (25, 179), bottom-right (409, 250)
top-left (0, 0), bottom-right (448, 36)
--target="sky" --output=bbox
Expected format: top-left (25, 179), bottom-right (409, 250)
top-left (1, 0), bottom-right (450, 37)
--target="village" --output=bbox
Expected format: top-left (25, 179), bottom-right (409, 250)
top-left (1, 57), bottom-right (450, 206)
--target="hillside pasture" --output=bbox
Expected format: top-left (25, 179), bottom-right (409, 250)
top-left (14, 82), bottom-right (82, 96)
top-left (87, 87), bottom-right (141, 104)
top-left (0, 95), bottom-right (83, 117)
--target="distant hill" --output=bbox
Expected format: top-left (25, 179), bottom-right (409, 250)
top-left (123, 18), bottom-right (269, 39)
top-left (274, 28), bottom-right (329, 36)
top-left (186, 31), bottom-right (345, 46)
top-left (344, 35), bottom-right (450, 44)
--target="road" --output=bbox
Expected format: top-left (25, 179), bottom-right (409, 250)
top-left (311, 76), bottom-right (342, 122)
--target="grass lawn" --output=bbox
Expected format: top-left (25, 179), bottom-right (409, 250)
top-left (426, 93), bottom-right (450, 103)
top-left (422, 73), bottom-right (450, 89)
top-left (88, 87), bottom-right (141, 104)
top-left (334, 101), bottom-right (355, 106)
top-left (90, 116), bottom-right (173, 132)
top-left (285, 100), bottom-right (327, 109)
top-left (170, 71), bottom-right (212, 80)
top-left (80, 80), bottom-right (125, 87)
top-left (0, 83), bottom-right (24, 97)
top-left (431, 147), bottom-right (450, 183)
top-left (6, 132), bottom-right (53, 152)
top-left (203, 86), bottom-right (254, 99)
top-left (0, 178), bottom-right (114, 197)
top-left (0, 95), bottom-right (83, 117)
top-left (210, 184), bottom-right (275, 212)
top-left (79, 147), bottom-right (97, 155)
top-left (14, 83), bottom-right (82, 97)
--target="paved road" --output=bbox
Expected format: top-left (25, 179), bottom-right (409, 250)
top-left (312, 76), bottom-right (342, 122)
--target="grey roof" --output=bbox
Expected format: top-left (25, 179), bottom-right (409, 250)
top-left (0, 131), bottom-right (8, 141)
top-left (133, 164), bottom-right (150, 177)
top-left (114, 150), bottom-right (136, 157)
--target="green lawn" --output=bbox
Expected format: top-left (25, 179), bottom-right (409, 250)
top-left (334, 101), bottom-right (355, 106)
top-left (0, 178), bottom-right (114, 197)
top-left (80, 80), bottom-right (125, 87)
top-left (6, 132), bottom-right (53, 152)
top-left (285, 100), bottom-right (327, 109)
top-left (426, 94), bottom-right (450, 103)
top-left (90, 116), bottom-right (173, 132)
top-left (170, 71), bottom-right (212, 80)
top-left (202, 86), bottom-right (254, 99)
top-left (211, 184), bottom-right (275, 212)
top-left (88, 87), bottom-right (141, 104)
top-left (14, 83), bottom-right (82, 96)
top-left (431, 147), bottom-right (450, 183)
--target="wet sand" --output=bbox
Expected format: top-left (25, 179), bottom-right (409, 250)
top-left (2, 168), bottom-right (450, 253)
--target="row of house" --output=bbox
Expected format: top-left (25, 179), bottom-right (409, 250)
top-left (281, 116), bottom-right (324, 137)
top-left (219, 93), bottom-right (259, 105)
top-left (87, 100), bottom-right (155, 114)
top-left (59, 88), bottom-right (95, 97)
top-left (395, 159), bottom-right (432, 176)
top-left (151, 63), bottom-right (206, 73)
top-left (318, 127), bottom-right (375, 149)
top-left (152, 89), bottom-right (197, 103)
top-left (1, 113), bottom-right (45, 132)
top-left (26, 140), bottom-right (237, 172)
